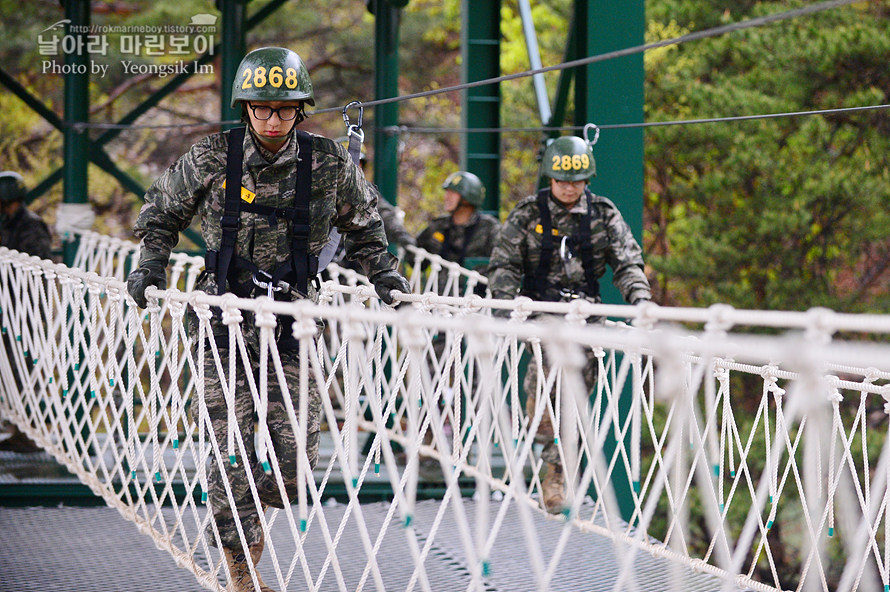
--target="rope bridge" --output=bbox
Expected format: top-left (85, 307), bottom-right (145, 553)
top-left (2, 232), bottom-right (890, 592)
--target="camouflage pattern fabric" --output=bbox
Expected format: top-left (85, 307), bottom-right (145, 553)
top-left (134, 127), bottom-right (398, 289)
top-left (524, 343), bottom-right (600, 467)
top-left (135, 127), bottom-right (394, 552)
top-left (488, 189), bottom-right (650, 306)
top-left (416, 211), bottom-right (499, 293)
top-left (377, 196), bottom-right (415, 248)
top-left (0, 205), bottom-right (52, 260)
top-left (194, 312), bottom-right (320, 552)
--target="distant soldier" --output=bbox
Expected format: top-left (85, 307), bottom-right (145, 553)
top-left (0, 171), bottom-right (52, 453)
top-left (488, 136), bottom-right (651, 514)
top-left (0, 172), bottom-right (52, 261)
top-left (416, 171), bottom-right (499, 294)
top-left (126, 47), bottom-right (409, 592)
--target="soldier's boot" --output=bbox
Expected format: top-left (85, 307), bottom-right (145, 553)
top-left (541, 462), bottom-right (565, 515)
top-left (223, 533), bottom-right (276, 592)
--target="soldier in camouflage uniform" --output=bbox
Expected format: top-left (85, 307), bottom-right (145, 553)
top-left (416, 171), bottom-right (499, 295)
top-left (0, 172), bottom-right (52, 261)
top-left (488, 136), bottom-right (650, 514)
top-left (0, 171), bottom-right (52, 453)
top-left (127, 48), bottom-right (409, 592)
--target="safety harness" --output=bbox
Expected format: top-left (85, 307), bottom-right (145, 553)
top-left (438, 216), bottom-right (481, 266)
top-left (205, 126), bottom-right (317, 298)
top-left (522, 188), bottom-right (601, 302)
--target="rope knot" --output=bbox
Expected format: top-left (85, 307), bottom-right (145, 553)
top-left (220, 295), bottom-right (243, 326)
top-left (167, 298), bottom-right (185, 318)
top-left (511, 297), bottom-right (534, 322)
top-left (462, 294), bottom-right (483, 314)
top-left (190, 297), bottom-right (213, 321)
top-left (632, 300), bottom-right (658, 330)
top-left (254, 304), bottom-right (277, 329)
top-left (705, 303), bottom-right (735, 334)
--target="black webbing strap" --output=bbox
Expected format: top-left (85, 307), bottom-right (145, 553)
top-left (439, 217), bottom-right (480, 266)
top-left (288, 130), bottom-right (313, 295)
top-left (577, 190), bottom-right (600, 299)
top-left (523, 188), bottom-right (600, 300)
top-left (217, 126), bottom-right (246, 295)
top-left (527, 188), bottom-right (554, 298)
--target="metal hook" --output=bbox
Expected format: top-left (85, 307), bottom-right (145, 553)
top-left (583, 123), bottom-right (600, 147)
top-left (342, 100), bottom-right (363, 130)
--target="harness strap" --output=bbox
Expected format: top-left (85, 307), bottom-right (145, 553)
top-left (577, 190), bottom-right (600, 299)
top-left (440, 216), bottom-right (481, 266)
top-left (523, 188), bottom-right (600, 301)
top-left (211, 127), bottom-right (317, 298)
top-left (289, 130), bottom-right (313, 294)
top-left (217, 126), bottom-right (246, 295)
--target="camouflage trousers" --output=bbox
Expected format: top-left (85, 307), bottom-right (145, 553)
top-left (190, 311), bottom-right (321, 552)
top-left (524, 343), bottom-right (599, 468)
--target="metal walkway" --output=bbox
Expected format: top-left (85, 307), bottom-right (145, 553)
top-left (1, 493), bottom-right (738, 592)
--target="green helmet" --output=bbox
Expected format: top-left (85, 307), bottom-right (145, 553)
top-left (0, 171), bottom-right (26, 202)
top-left (230, 47), bottom-right (314, 109)
top-left (442, 171), bottom-right (485, 208)
top-left (541, 136), bottom-right (596, 181)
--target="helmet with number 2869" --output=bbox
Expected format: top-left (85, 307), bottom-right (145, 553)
top-left (230, 47), bottom-right (314, 108)
top-left (541, 136), bottom-right (596, 182)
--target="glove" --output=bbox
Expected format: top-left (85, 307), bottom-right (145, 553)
top-left (370, 269), bottom-right (410, 306)
top-left (126, 250), bottom-right (168, 308)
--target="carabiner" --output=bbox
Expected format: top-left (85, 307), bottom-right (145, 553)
top-left (583, 123), bottom-right (600, 147)
top-left (342, 101), bottom-right (363, 132)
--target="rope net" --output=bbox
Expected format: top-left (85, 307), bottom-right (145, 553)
top-left (2, 232), bottom-right (890, 592)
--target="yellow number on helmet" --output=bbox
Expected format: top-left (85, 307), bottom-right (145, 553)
top-left (551, 155), bottom-right (561, 170)
top-left (572, 155), bottom-right (583, 170)
top-left (561, 155), bottom-right (572, 170)
top-left (269, 66), bottom-right (283, 88)
top-left (241, 67), bottom-right (253, 89)
top-left (581, 154), bottom-right (590, 168)
top-left (285, 68), bottom-right (298, 89)
top-left (253, 66), bottom-right (267, 88)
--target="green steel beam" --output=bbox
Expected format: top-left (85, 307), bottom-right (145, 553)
top-left (220, 0), bottom-right (247, 128)
top-left (371, 0), bottom-right (401, 207)
top-left (460, 0), bottom-right (501, 216)
top-left (62, 0), bottom-right (90, 267)
top-left (573, 0), bottom-right (645, 523)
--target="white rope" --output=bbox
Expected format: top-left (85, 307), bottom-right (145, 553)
top-left (6, 243), bottom-right (890, 591)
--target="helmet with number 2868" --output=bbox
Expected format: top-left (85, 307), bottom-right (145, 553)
top-left (230, 47), bottom-right (314, 108)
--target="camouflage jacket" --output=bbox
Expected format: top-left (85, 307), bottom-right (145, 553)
top-left (377, 196), bottom-right (415, 248)
top-left (134, 128), bottom-right (397, 297)
top-left (0, 205), bottom-right (52, 260)
top-left (416, 211), bottom-right (500, 268)
top-left (488, 189), bottom-right (650, 304)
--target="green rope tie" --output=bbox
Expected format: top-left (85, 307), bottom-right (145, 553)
top-left (352, 478), bottom-right (358, 488)
top-left (633, 481), bottom-right (640, 493)
top-left (62, 389), bottom-right (68, 397)
top-left (109, 379), bottom-right (114, 387)
top-left (553, 437), bottom-right (559, 444)
top-left (730, 470), bottom-right (736, 477)
top-left (74, 363), bottom-right (79, 371)
top-left (828, 527), bottom-right (834, 537)
top-left (15, 335), bottom-right (21, 342)
top-left (172, 439), bottom-right (179, 449)
top-left (1, 327), bottom-right (6, 334)
top-left (766, 520), bottom-right (773, 529)
top-left (154, 471), bottom-right (162, 483)
top-left (229, 455), bottom-right (237, 466)
top-left (131, 470), bottom-right (137, 479)
top-left (482, 561), bottom-right (490, 577)
top-left (713, 464), bottom-right (719, 477)
top-left (261, 461), bottom-right (271, 474)
top-left (201, 491), bottom-right (208, 503)
top-left (90, 390), bottom-right (96, 399)
top-left (404, 514), bottom-right (413, 528)
top-left (374, 463), bottom-right (380, 474)
top-left (300, 519), bottom-right (307, 532)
